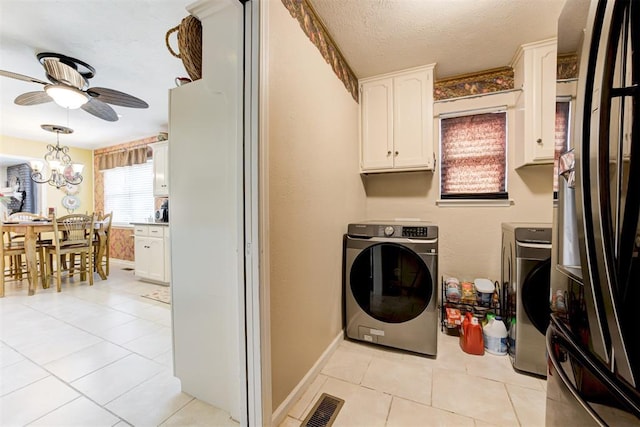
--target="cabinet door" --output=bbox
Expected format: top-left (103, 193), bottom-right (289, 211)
top-left (134, 237), bottom-right (151, 279)
top-left (360, 78), bottom-right (393, 171)
top-left (153, 143), bottom-right (169, 196)
top-left (393, 70), bottom-right (433, 169)
top-left (164, 228), bottom-right (171, 283)
top-left (531, 43), bottom-right (557, 162)
top-left (147, 237), bottom-right (165, 282)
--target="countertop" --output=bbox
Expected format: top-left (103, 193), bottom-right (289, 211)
top-left (130, 222), bottom-right (170, 226)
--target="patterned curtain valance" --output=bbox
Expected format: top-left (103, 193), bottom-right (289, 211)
top-left (281, 0), bottom-right (359, 103)
top-left (97, 146), bottom-right (150, 170)
top-left (434, 67), bottom-right (514, 101)
top-left (557, 53), bottom-right (578, 80)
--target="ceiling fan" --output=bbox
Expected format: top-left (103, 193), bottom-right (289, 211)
top-left (0, 52), bottom-right (148, 122)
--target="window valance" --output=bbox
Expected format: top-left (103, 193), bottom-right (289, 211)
top-left (97, 146), bottom-right (151, 170)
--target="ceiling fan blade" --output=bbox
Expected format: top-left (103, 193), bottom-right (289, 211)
top-left (87, 87), bottom-right (148, 108)
top-left (81, 98), bottom-right (118, 122)
top-left (0, 69), bottom-right (48, 85)
top-left (15, 91), bottom-right (53, 105)
top-left (43, 58), bottom-right (86, 89)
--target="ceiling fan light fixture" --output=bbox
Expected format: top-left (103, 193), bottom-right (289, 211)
top-left (45, 84), bottom-right (88, 109)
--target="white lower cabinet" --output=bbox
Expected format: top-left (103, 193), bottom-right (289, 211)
top-left (163, 226), bottom-right (171, 282)
top-left (134, 224), bottom-right (169, 283)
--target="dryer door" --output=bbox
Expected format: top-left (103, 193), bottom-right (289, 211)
top-left (522, 258), bottom-right (552, 335)
top-left (350, 242), bottom-right (433, 323)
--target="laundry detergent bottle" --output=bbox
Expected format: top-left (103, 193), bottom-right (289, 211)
top-left (483, 315), bottom-right (508, 355)
top-left (460, 312), bottom-right (485, 355)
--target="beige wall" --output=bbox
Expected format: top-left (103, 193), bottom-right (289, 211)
top-left (0, 134), bottom-right (94, 216)
top-left (365, 92), bottom-right (554, 282)
top-left (265, 0), bottom-right (366, 411)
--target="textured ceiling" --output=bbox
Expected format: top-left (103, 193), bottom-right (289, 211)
top-left (0, 0), bottom-right (587, 153)
top-left (308, 0), bottom-right (569, 79)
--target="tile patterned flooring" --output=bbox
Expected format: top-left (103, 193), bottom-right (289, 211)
top-left (1, 262), bottom-right (547, 426)
top-left (282, 332), bottom-right (547, 427)
top-left (0, 263), bottom-right (238, 427)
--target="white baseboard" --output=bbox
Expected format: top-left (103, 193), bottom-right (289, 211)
top-left (271, 331), bottom-right (343, 426)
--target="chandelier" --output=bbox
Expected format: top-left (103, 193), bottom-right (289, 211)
top-left (30, 124), bottom-right (84, 189)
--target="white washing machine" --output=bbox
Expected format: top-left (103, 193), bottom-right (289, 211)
top-left (502, 222), bottom-right (552, 376)
top-left (344, 221), bottom-right (438, 356)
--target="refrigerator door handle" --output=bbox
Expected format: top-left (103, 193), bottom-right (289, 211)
top-left (549, 316), bottom-right (640, 421)
top-left (546, 324), bottom-right (608, 426)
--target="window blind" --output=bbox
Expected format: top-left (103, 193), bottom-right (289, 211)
top-left (440, 111), bottom-right (507, 198)
top-left (103, 161), bottom-right (154, 224)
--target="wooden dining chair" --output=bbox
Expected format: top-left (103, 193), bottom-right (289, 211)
top-left (1, 223), bottom-right (31, 297)
top-left (7, 212), bottom-right (47, 222)
top-left (93, 211), bottom-right (112, 277)
top-left (6, 212), bottom-right (49, 281)
top-left (44, 213), bottom-right (97, 292)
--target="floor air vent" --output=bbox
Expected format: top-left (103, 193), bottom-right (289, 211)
top-left (301, 393), bottom-right (344, 427)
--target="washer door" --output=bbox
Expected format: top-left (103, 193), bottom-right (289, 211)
top-left (522, 258), bottom-right (552, 335)
top-left (350, 242), bottom-right (433, 323)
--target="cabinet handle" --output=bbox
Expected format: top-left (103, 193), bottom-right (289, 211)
top-left (536, 138), bottom-right (542, 144)
top-left (387, 150), bottom-right (392, 156)
top-left (395, 151), bottom-right (399, 156)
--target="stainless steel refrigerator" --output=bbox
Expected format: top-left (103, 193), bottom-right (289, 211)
top-left (548, 0), bottom-right (640, 425)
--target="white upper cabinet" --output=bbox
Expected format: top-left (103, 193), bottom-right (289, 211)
top-left (361, 78), bottom-right (394, 170)
top-left (512, 38), bottom-right (558, 167)
top-left (152, 142), bottom-right (169, 196)
top-left (360, 64), bottom-right (435, 173)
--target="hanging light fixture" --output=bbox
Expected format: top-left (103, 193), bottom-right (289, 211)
top-left (30, 124), bottom-right (84, 188)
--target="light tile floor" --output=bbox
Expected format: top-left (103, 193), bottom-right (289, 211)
top-left (0, 263), bottom-right (238, 427)
top-left (282, 331), bottom-right (548, 427)
top-left (2, 262), bottom-right (547, 426)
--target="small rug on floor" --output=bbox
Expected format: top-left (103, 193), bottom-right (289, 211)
top-left (141, 287), bottom-right (170, 304)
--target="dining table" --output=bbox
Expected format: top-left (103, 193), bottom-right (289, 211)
top-left (2, 219), bottom-right (107, 296)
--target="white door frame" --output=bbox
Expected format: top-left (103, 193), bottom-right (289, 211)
top-left (244, 0), bottom-right (272, 424)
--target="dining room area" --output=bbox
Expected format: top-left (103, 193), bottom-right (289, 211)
top-left (1, 134), bottom-right (115, 297)
top-left (1, 209), bottom-right (112, 297)
top-left (0, 94), bottom-right (233, 425)
top-left (0, 151), bottom-right (238, 425)
top-left (0, 180), bottom-right (239, 425)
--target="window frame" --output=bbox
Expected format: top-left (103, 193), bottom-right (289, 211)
top-left (102, 160), bottom-right (155, 226)
top-left (438, 105), bottom-right (509, 201)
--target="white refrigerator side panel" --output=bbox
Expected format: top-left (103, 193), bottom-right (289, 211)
top-left (169, 0), bottom-right (244, 420)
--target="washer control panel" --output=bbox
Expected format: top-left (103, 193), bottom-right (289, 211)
top-left (402, 226), bottom-right (430, 238)
top-left (347, 222), bottom-right (437, 240)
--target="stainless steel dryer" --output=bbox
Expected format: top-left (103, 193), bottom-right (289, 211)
top-left (344, 221), bottom-right (438, 356)
top-left (502, 222), bottom-right (552, 376)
